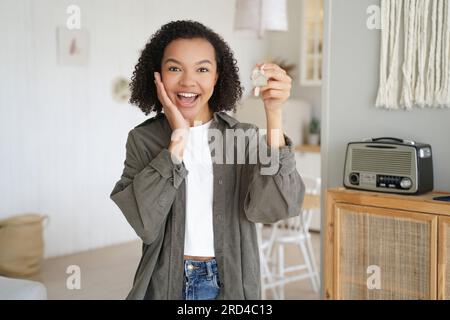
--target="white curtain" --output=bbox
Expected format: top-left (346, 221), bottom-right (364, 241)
top-left (376, 0), bottom-right (450, 110)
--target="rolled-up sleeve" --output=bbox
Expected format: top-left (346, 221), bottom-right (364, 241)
top-left (110, 130), bottom-right (188, 245)
top-left (243, 128), bottom-right (305, 224)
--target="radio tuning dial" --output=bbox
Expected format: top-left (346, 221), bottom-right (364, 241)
top-left (400, 178), bottom-right (412, 189)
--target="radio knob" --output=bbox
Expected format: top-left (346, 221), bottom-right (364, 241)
top-left (349, 173), bottom-right (359, 185)
top-left (400, 178), bottom-right (412, 189)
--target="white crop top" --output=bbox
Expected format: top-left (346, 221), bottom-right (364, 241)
top-left (182, 119), bottom-right (215, 257)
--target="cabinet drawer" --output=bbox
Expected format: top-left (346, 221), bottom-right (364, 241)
top-left (334, 203), bottom-right (437, 299)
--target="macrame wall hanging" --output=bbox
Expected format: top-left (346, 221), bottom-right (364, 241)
top-left (376, 0), bottom-right (450, 110)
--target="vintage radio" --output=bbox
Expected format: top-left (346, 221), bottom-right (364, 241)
top-left (343, 137), bottom-right (433, 194)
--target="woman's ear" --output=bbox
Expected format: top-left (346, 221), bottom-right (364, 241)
top-left (214, 73), bottom-right (219, 86)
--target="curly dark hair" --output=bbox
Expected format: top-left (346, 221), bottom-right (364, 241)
top-left (130, 20), bottom-right (243, 115)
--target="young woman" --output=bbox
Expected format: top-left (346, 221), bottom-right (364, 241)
top-left (110, 20), bottom-right (305, 300)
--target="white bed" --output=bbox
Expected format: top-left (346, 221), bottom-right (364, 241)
top-left (0, 276), bottom-right (47, 300)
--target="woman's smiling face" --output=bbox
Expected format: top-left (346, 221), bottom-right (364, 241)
top-left (161, 38), bottom-right (218, 125)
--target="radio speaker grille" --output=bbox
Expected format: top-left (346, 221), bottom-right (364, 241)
top-left (351, 149), bottom-right (412, 175)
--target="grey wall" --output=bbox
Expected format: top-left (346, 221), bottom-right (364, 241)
top-left (322, 0), bottom-right (450, 193)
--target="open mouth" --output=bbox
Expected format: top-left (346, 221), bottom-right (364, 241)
top-left (176, 92), bottom-right (200, 108)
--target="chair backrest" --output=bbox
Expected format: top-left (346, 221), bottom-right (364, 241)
top-left (300, 174), bottom-right (321, 195)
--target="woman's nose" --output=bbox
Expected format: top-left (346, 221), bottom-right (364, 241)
top-left (178, 71), bottom-right (196, 87)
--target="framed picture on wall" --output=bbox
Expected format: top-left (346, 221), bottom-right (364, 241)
top-left (57, 27), bottom-right (89, 66)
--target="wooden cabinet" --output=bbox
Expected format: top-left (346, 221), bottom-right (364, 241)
top-left (439, 216), bottom-right (450, 299)
top-left (325, 188), bottom-right (450, 300)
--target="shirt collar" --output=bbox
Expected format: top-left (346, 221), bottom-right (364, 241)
top-left (213, 111), bottom-right (239, 128)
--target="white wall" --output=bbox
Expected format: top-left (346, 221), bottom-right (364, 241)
top-left (0, 0), bottom-right (270, 257)
top-left (322, 0), bottom-right (450, 194)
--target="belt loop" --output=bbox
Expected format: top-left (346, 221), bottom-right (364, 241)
top-left (206, 261), bottom-right (213, 279)
top-left (184, 260), bottom-right (190, 276)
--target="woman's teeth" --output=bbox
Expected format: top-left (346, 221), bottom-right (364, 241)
top-left (176, 92), bottom-right (199, 106)
top-left (177, 93), bottom-right (198, 98)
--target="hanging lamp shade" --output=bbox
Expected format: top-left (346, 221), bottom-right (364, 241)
top-left (234, 0), bottom-right (288, 36)
top-left (262, 0), bottom-right (288, 31)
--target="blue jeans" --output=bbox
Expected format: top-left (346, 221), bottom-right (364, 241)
top-left (183, 258), bottom-right (221, 300)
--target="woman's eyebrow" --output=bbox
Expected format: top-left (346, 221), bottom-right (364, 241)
top-left (164, 58), bottom-right (182, 65)
top-left (195, 59), bottom-right (213, 65)
top-left (163, 58), bottom-right (213, 65)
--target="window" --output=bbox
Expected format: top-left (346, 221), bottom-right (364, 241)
top-left (300, 0), bottom-right (323, 86)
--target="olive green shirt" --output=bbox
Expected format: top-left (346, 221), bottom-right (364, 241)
top-left (110, 111), bottom-right (305, 299)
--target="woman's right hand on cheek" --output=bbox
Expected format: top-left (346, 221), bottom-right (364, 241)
top-left (154, 72), bottom-right (189, 162)
top-left (154, 72), bottom-right (189, 132)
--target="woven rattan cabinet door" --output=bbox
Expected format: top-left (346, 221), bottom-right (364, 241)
top-left (438, 217), bottom-right (450, 300)
top-left (334, 203), bottom-right (437, 300)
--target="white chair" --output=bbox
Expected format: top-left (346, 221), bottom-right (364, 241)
top-left (273, 174), bottom-right (321, 299)
top-left (256, 222), bottom-right (280, 299)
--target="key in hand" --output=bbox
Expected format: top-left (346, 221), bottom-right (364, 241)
top-left (251, 67), bottom-right (268, 97)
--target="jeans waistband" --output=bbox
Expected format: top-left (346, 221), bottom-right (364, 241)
top-left (184, 258), bottom-right (217, 277)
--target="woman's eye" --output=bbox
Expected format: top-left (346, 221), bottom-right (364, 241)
top-left (168, 66), bottom-right (180, 72)
top-left (198, 67), bottom-right (209, 73)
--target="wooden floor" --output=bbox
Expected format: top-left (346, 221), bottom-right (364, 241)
top-left (34, 233), bottom-right (321, 300)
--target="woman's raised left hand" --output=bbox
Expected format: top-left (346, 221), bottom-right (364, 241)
top-left (257, 63), bottom-right (292, 113)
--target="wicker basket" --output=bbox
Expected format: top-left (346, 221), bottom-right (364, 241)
top-left (0, 214), bottom-right (46, 278)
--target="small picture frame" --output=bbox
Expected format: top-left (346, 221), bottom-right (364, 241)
top-left (57, 27), bottom-right (89, 66)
